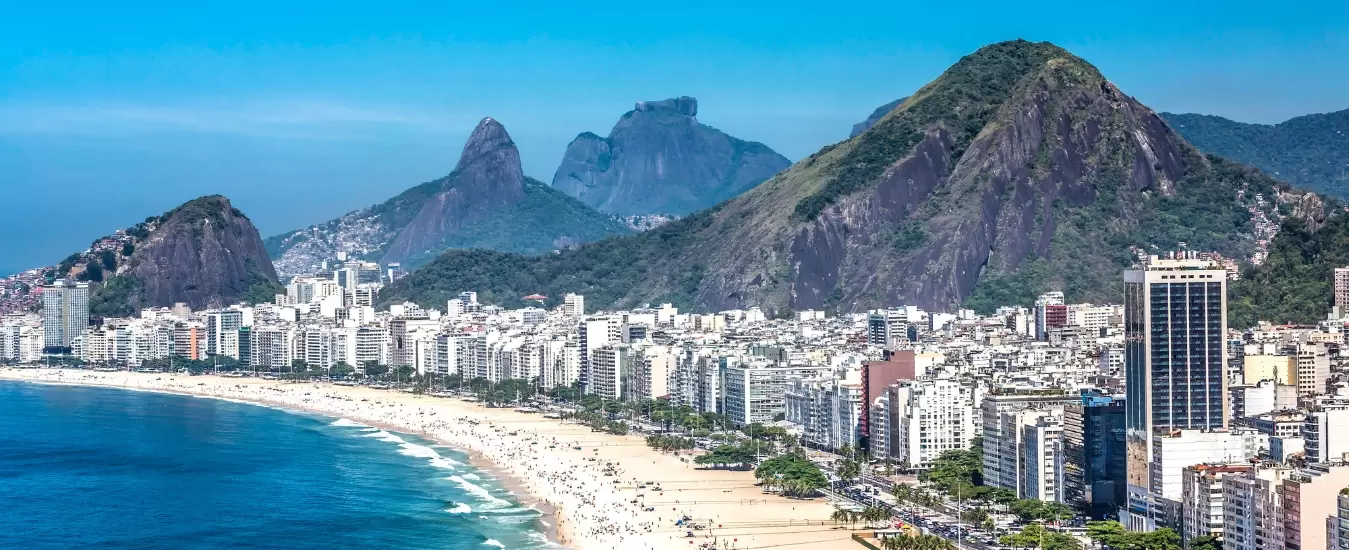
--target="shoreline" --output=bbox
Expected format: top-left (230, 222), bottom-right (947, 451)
top-left (0, 367), bottom-right (859, 550)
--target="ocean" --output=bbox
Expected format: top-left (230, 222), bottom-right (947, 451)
top-left (0, 381), bottom-right (553, 549)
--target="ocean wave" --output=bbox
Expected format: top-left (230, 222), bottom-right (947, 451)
top-left (428, 457), bottom-right (459, 470)
top-left (362, 430), bottom-right (406, 444)
top-left (483, 539), bottom-right (506, 548)
top-left (448, 475), bottom-right (512, 509)
top-left (461, 473), bottom-right (480, 480)
top-left (396, 442), bottom-right (464, 471)
top-left (330, 418), bottom-right (370, 429)
top-left (446, 503), bottom-right (472, 514)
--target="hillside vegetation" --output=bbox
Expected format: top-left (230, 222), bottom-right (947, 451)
top-left (1165, 109), bottom-right (1349, 199)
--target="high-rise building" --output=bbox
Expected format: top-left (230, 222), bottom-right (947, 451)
top-left (982, 392), bottom-right (1076, 495)
top-left (1221, 465), bottom-right (1292, 550)
top-left (1294, 342), bottom-right (1330, 404)
top-left (204, 309), bottom-right (244, 359)
top-left (1335, 267), bottom-right (1349, 316)
top-left (867, 309), bottom-right (909, 348)
top-left (1123, 255), bottom-right (1229, 531)
top-left (1303, 401), bottom-right (1349, 463)
top-left (41, 279), bottom-right (89, 353)
top-left (578, 317), bottom-right (618, 393)
top-left (1064, 392), bottom-right (1128, 519)
top-left (1021, 414), bottom-right (1065, 502)
top-left (1179, 464), bottom-right (1251, 545)
top-left (1034, 291), bottom-right (1065, 341)
top-left (563, 293), bottom-right (585, 317)
top-left (589, 344), bottom-right (629, 401)
top-left (892, 378), bottom-right (977, 470)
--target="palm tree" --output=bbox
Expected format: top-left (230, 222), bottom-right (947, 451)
top-left (830, 508), bottom-right (850, 527)
top-left (862, 504), bottom-right (892, 528)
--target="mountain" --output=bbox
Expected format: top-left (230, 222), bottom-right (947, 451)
top-left (1227, 212), bottom-right (1349, 328)
top-left (850, 97), bottom-right (908, 137)
top-left (1162, 109), bottom-right (1349, 199)
top-left (550, 97), bottom-right (792, 216)
top-left (266, 118), bottom-right (630, 276)
top-left (379, 40), bottom-right (1317, 314)
top-left (87, 196), bottom-right (281, 317)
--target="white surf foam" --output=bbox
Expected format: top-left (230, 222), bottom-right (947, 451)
top-left (461, 473), bottom-right (481, 480)
top-left (362, 430), bottom-right (406, 444)
top-left (428, 457), bottom-right (459, 470)
top-left (446, 503), bottom-right (472, 514)
top-left (483, 540), bottom-right (506, 548)
top-left (396, 442), bottom-right (463, 470)
top-left (448, 475), bottom-right (512, 509)
top-left (330, 418), bottom-right (370, 428)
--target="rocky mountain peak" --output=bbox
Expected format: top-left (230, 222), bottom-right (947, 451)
top-left (551, 97), bottom-right (788, 216)
top-left (634, 97), bottom-right (698, 117)
top-left (89, 195), bottom-right (280, 316)
top-left (457, 116), bottom-right (520, 171)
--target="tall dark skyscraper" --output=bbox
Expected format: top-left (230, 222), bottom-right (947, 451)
top-left (1123, 255), bottom-right (1228, 530)
top-left (1064, 391), bottom-right (1127, 519)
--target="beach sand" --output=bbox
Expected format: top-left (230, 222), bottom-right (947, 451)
top-left (0, 368), bottom-right (859, 550)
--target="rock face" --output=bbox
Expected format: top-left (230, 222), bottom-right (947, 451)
top-left (849, 97), bottom-right (907, 137)
top-left (382, 40), bottom-right (1312, 314)
top-left (382, 118), bottom-right (528, 264)
top-left (266, 118), bottom-right (629, 275)
top-left (91, 196), bottom-right (280, 315)
top-left (551, 96), bottom-right (791, 216)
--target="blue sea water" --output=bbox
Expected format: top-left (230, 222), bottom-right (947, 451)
top-left (0, 381), bottom-right (552, 549)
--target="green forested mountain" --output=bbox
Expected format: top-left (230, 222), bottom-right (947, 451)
top-left (380, 40), bottom-right (1316, 315)
top-left (1229, 212), bottom-right (1349, 328)
top-left (1163, 109), bottom-right (1349, 199)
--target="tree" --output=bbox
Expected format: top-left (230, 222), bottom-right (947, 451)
top-left (861, 504), bottom-right (892, 528)
top-left (80, 261), bottom-right (104, 283)
top-left (331, 361), bottom-right (355, 379)
top-left (363, 361), bottom-right (389, 378)
top-left (755, 453), bottom-right (828, 497)
top-left (921, 448), bottom-right (983, 495)
top-left (999, 523), bottom-right (1081, 549)
top-left (1086, 521), bottom-right (1181, 550)
top-left (1187, 536), bottom-right (1220, 550)
top-left (881, 534), bottom-right (955, 550)
top-left (838, 457), bottom-right (862, 486)
top-left (960, 507), bottom-right (989, 524)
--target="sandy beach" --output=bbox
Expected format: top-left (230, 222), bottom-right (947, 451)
top-left (0, 368), bottom-right (858, 550)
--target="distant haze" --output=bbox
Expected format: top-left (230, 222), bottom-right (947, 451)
top-left (2, 1), bottom-right (1346, 270)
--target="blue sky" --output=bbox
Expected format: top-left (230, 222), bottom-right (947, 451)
top-left (2, 0), bottom-right (1347, 272)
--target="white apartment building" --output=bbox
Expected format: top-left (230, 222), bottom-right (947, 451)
top-left (1180, 464), bottom-right (1251, 545)
top-left (1020, 413), bottom-right (1065, 502)
top-left (0, 321), bottom-right (43, 363)
top-left (563, 294), bottom-right (585, 317)
top-left (1304, 401), bottom-right (1349, 463)
top-left (980, 392), bottom-right (1076, 495)
top-left (589, 344), bottom-right (629, 400)
top-left (250, 326), bottom-right (295, 370)
top-left (893, 378), bottom-right (975, 470)
top-left (723, 359), bottom-right (831, 426)
top-left (1132, 429), bottom-right (1264, 532)
top-left (1222, 465), bottom-right (1291, 550)
top-left (626, 345), bottom-right (672, 403)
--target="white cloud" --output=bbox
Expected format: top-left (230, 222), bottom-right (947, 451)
top-left (0, 99), bottom-right (475, 140)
